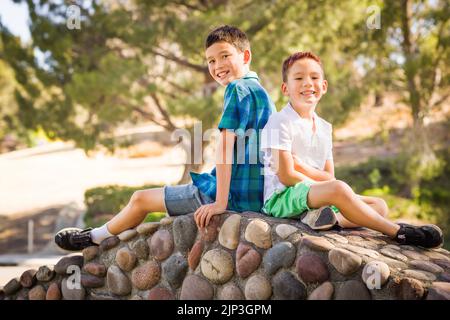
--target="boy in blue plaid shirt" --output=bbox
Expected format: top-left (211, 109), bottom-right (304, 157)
top-left (55, 25), bottom-right (276, 251)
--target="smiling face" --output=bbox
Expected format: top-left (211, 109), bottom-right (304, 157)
top-left (282, 58), bottom-right (328, 111)
top-left (205, 41), bottom-right (250, 86)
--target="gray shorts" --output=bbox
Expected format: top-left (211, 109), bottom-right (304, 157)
top-left (163, 183), bottom-right (214, 216)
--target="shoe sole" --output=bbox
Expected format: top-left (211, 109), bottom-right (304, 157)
top-left (310, 207), bottom-right (337, 231)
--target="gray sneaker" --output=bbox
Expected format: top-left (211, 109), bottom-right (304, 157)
top-left (301, 206), bottom-right (337, 231)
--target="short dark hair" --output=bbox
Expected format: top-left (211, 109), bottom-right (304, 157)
top-left (282, 51), bottom-right (324, 82)
top-left (205, 25), bottom-right (250, 52)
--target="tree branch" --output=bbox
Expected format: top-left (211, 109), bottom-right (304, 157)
top-left (113, 93), bottom-right (173, 131)
top-left (244, 1), bottom-right (283, 37)
top-left (150, 92), bottom-right (177, 131)
top-left (156, 75), bottom-right (192, 94)
top-left (428, 19), bottom-right (448, 101)
top-left (131, 106), bottom-right (174, 131)
top-left (135, 75), bottom-right (179, 131)
top-left (431, 93), bottom-right (450, 109)
top-left (150, 48), bottom-right (207, 73)
top-left (171, 1), bottom-right (205, 12)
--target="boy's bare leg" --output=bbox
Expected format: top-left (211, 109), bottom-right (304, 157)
top-left (307, 181), bottom-right (399, 237)
top-left (107, 188), bottom-right (166, 234)
top-left (335, 195), bottom-right (389, 229)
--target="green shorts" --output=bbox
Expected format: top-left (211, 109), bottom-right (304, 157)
top-left (262, 181), bottom-right (339, 218)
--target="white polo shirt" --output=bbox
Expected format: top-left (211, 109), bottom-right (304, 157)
top-left (260, 102), bottom-right (333, 203)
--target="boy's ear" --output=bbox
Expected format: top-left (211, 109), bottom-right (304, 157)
top-left (243, 49), bottom-right (251, 65)
top-left (281, 82), bottom-right (289, 96)
top-left (322, 79), bottom-right (328, 94)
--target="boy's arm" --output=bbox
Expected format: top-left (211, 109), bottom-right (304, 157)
top-left (273, 149), bottom-right (317, 186)
top-left (215, 129), bottom-right (235, 208)
top-left (194, 129), bottom-right (235, 228)
top-left (292, 156), bottom-right (335, 181)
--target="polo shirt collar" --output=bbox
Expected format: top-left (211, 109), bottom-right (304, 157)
top-left (286, 102), bottom-right (317, 124)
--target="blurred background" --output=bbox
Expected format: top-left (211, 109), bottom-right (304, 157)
top-left (0, 0), bottom-right (448, 284)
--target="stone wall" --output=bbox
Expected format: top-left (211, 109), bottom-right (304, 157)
top-left (2, 211), bottom-right (450, 300)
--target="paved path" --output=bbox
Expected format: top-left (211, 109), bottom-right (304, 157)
top-left (0, 254), bottom-right (65, 287)
top-left (0, 141), bottom-right (189, 286)
top-left (0, 142), bottom-right (186, 215)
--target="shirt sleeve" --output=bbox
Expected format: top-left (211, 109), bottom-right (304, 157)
top-left (261, 115), bottom-right (292, 152)
top-left (218, 82), bottom-right (250, 132)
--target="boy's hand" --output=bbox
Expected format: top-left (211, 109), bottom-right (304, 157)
top-left (292, 153), bottom-right (304, 171)
top-left (292, 153), bottom-right (302, 165)
top-left (194, 202), bottom-right (227, 229)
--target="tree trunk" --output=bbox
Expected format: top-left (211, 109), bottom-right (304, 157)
top-left (374, 91), bottom-right (383, 107)
top-left (400, 0), bottom-right (437, 191)
top-left (178, 72), bottom-right (218, 184)
top-left (178, 135), bottom-right (208, 184)
top-left (400, 0), bottom-right (431, 154)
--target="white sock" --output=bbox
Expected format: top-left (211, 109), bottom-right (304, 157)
top-left (90, 224), bottom-right (114, 244)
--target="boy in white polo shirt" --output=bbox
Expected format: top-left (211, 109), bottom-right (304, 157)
top-left (260, 51), bottom-right (443, 248)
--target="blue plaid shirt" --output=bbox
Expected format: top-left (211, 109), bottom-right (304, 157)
top-left (190, 71), bottom-right (276, 212)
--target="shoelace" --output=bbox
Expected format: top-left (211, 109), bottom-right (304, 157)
top-left (400, 226), bottom-right (425, 244)
top-left (71, 230), bottom-right (92, 245)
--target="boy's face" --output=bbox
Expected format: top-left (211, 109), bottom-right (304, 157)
top-left (205, 41), bottom-right (250, 86)
top-left (282, 58), bottom-right (328, 110)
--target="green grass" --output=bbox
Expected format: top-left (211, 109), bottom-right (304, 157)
top-left (143, 212), bottom-right (166, 223)
top-left (84, 211), bottom-right (166, 228)
top-left (83, 184), bottom-right (165, 228)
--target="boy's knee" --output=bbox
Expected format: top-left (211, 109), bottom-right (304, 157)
top-left (376, 198), bottom-right (389, 217)
top-left (332, 180), bottom-right (353, 198)
top-left (130, 190), bottom-right (145, 206)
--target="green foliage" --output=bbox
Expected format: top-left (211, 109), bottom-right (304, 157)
top-left (336, 148), bottom-right (450, 199)
top-left (0, 36), bottom-right (35, 146)
top-left (0, 0), bottom-right (447, 192)
top-left (361, 186), bottom-right (437, 223)
top-left (337, 149), bottom-right (450, 249)
top-left (336, 156), bottom-right (407, 195)
top-left (83, 184), bottom-right (165, 227)
top-left (361, 0), bottom-right (449, 188)
top-left (405, 151), bottom-right (445, 186)
top-left (368, 168), bottom-right (381, 189)
top-left (0, 0), bottom-right (383, 151)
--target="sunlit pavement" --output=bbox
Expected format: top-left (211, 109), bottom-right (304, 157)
top-left (0, 142), bottom-right (185, 216)
top-left (0, 254), bottom-right (65, 287)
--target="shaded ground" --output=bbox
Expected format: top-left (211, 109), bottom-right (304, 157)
top-left (0, 206), bottom-right (62, 255)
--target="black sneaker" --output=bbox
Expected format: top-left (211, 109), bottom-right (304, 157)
top-left (55, 227), bottom-right (97, 251)
top-left (301, 206), bottom-right (338, 231)
top-left (394, 224), bottom-right (443, 248)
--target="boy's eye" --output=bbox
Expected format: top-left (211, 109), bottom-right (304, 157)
top-left (208, 60), bottom-right (215, 64)
top-left (295, 78), bottom-right (303, 80)
top-left (222, 55), bottom-right (229, 59)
